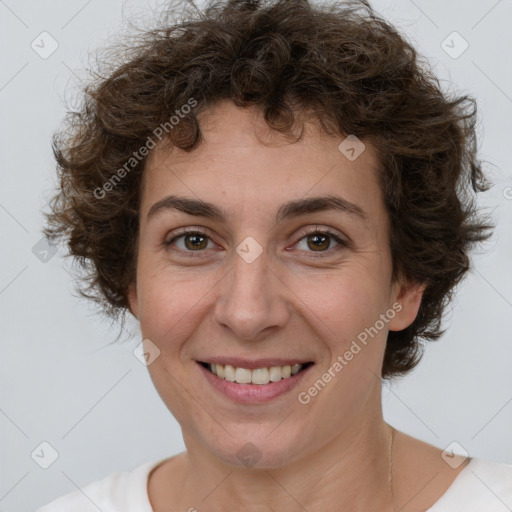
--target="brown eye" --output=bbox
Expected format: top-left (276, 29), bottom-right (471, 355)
top-left (182, 232), bottom-right (209, 250)
top-left (165, 230), bottom-right (214, 254)
top-left (295, 229), bottom-right (347, 256)
top-left (305, 233), bottom-right (331, 251)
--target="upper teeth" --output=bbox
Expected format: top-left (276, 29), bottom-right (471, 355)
top-left (209, 363), bottom-right (303, 384)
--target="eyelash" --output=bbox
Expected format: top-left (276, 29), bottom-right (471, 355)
top-left (163, 227), bottom-right (348, 258)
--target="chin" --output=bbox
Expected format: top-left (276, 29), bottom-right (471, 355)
top-left (198, 428), bottom-right (311, 470)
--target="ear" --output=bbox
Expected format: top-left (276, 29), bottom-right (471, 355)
top-left (127, 282), bottom-right (139, 319)
top-left (388, 276), bottom-right (426, 332)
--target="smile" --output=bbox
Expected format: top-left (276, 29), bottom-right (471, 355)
top-left (197, 359), bottom-right (315, 403)
top-left (199, 361), bottom-right (314, 385)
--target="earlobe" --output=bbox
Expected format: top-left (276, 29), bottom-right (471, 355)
top-left (127, 282), bottom-right (139, 319)
top-left (388, 279), bottom-right (426, 332)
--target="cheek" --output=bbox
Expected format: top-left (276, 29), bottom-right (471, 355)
top-left (309, 265), bottom-right (390, 332)
top-left (138, 280), bottom-right (178, 339)
top-left (305, 264), bottom-right (392, 382)
top-left (135, 263), bottom-right (221, 378)
top-left (136, 252), bottom-right (208, 331)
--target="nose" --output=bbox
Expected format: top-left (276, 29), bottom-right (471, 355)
top-left (213, 246), bottom-right (291, 341)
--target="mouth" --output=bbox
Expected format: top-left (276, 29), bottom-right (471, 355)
top-left (198, 361), bottom-right (314, 385)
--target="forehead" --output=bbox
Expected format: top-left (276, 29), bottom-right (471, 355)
top-left (149, 99), bottom-right (380, 167)
top-left (141, 100), bottom-right (384, 224)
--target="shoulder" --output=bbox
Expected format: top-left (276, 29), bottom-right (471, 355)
top-left (34, 459), bottom-right (163, 512)
top-left (429, 457), bottom-right (512, 511)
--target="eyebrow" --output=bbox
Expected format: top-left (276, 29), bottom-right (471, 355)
top-left (146, 194), bottom-right (369, 224)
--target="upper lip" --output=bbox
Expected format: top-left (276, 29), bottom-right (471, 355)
top-left (197, 357), bottom-right (314, 370)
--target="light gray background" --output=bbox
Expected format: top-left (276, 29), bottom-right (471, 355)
top-left (1, 0), bottom-right (511, 510)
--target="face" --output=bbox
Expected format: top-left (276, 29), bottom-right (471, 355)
top-left (128, 100), bottom-right (423, 469)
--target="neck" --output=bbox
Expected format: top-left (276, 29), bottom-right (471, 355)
top-left (174, 418), bottom-right (395, 511)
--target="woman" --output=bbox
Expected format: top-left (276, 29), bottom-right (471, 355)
top-left (37, 0), bottom-right (512, 510)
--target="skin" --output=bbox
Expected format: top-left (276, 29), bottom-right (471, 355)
top-left (128, 99), bottom-right (470, 511)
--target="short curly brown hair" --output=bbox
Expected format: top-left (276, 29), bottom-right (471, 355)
top-left (43, 0), bottom-right (493, 379)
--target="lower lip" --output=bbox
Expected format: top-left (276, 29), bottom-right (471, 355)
top-left (197, 362), bottom-right (313, 404)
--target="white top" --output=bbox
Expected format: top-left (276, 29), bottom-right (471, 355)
top-left (35, 457), bottom-right (512, 511)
